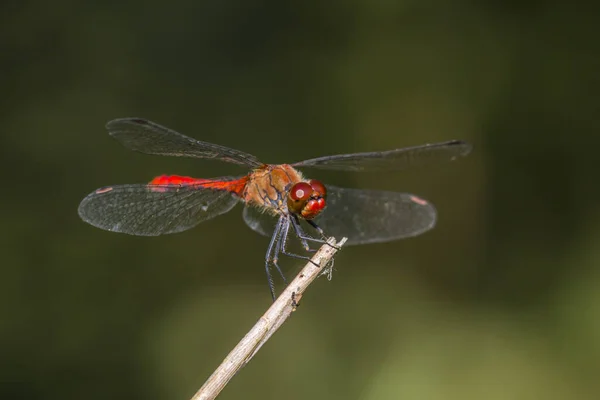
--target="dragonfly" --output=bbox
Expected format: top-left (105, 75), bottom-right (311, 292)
top-left (78, 118), bottom-right (472, 299)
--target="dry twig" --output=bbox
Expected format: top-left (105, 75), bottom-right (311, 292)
top-left (190, 236), bottom-right (347, 400)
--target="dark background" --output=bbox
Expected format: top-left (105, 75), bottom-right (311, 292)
top-left (2, 1), bottom-right (599, 399)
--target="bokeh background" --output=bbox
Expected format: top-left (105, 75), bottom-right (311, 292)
top-left (2, 1), bottom-right (599, 399)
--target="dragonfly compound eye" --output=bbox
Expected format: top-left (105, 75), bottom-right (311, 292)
top-left (287, 182), bottom-right (313, 214)
top-left (290, 182), bottom-right (312, 202)
top-left (309, 179), bottom-right (326, 198)
top-left (288, 180), bottom-right (327, 220)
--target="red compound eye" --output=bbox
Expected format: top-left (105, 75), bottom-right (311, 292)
top-left (309, 179), bottom-right (326, 197)
top-left (290, 182), bottom-right (312, 201)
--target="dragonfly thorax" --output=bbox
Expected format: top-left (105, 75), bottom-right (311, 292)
top-left (243, 164), bottom-right (326, 219)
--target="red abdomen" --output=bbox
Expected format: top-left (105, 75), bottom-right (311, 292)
top-left (149, 175), bottom-right (248, 197)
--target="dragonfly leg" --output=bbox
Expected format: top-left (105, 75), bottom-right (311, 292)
top-left (307, 219), bottom-right (327, 239)
top-left (290, 219), bottom-right (338, 274)
top-left (287, 214), bottom-right (313, 250)
top-left (305, 219), bottom-right (340, 250)
top-left (279, 216), bottom-right (321, 268)
top-left (271, 219), bottom-right (288, 285)
top-left (290, 215), bottom-right (333, 250)
top-left (265, 217), bottom-right (285, 301)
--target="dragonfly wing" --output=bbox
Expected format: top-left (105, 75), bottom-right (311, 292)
top-left (106, 118), bottom-right (263, 167)
top-left (311, 185), bottom-right (437, 244)
top-left (79, 180), bottom-right (242, 236)
top-left (291, 140), bottom-right (471, 171)
top-left (243, 185), bottom-right (437, 245)
top-left (243, 205), bottom-right (278, 238)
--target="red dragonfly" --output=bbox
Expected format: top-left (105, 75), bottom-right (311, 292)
top-left (78, 118), bottom-right (471, 299)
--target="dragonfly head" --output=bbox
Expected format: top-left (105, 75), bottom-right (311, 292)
top-left (287, 179), bottom-right (327, 220)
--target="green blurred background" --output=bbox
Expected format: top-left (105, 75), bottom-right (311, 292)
top-left (2, 1), bottom-right (599, 399)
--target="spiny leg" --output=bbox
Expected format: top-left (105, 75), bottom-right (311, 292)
top-left (265, 217), bottom-right (285, 301)
top-left (307, 219), bottom-right (327, 239)
top-left (300, 218), bottom-right (337, 277)
top-left (304, 218), bottom-right (340, 251)
top-left (278, 215), bottom-right (320, 268)
top-left (271, 218), bottom-right (288, 286)
top-left (290, 214), bottom-right (330, 251)
top-left (289, 214), bottom-right (313, 250)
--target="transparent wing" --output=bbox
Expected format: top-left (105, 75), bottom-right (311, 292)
top-left (243, 185), bottom-right (437, 245)
top-left (291, 140), bottom-right (471, 171)
top-left (243, 206), bottom-right (279, 239)
top-left (78, 178), bottom-right (242, 236)
top-left (106, 118), bottom-right (263, 167)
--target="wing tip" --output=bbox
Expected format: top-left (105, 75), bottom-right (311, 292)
top-left (106, 117), bottom-right (152, 133)
top-left (447, 139), bottom-right (473, 157)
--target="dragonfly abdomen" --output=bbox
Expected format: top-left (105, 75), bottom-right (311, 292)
top-left (148, 175), bottom-right (248, 197)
